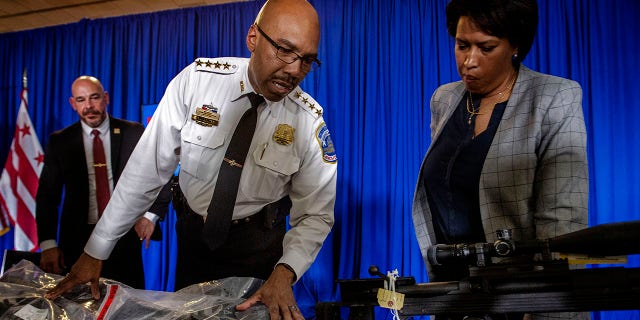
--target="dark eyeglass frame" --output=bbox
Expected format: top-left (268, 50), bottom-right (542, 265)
top-left (254, 23), bottom-right (321, 71)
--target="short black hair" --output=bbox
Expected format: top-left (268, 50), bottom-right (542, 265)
top-left (446, 0), bottom-right (538, 65)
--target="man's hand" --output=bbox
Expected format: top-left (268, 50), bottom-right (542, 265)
top-left (236, 264), bottom-right (303, 320)
top-left (134, 216), bottom-right (155, 249)
top-left (40, 247), bottom-right (65, 275)
top-left (44, 252), bottom-right (103, 300)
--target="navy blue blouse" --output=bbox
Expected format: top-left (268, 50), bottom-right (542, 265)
top-left (420, 92), bottom-right (507, 280)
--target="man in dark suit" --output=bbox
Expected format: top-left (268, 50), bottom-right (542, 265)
top-left (35, 75), bottom-right (168, 289)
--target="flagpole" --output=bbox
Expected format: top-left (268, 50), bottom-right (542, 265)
top-left (23, 69), bottom-right (27, 90)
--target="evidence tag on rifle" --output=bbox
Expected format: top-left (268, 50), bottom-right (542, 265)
top-left (377, 288), bottom-right (404, 310)
top-left (376, 269), bottom-right (404, 311)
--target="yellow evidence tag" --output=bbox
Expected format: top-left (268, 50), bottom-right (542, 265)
top-left (377, 288), bottom-right (405, 310)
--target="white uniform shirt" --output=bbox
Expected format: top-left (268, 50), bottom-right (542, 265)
top-left (86, 57), bottom-right (337, 279)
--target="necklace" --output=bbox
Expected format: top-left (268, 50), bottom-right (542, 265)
top-left (465, 72), bottom-right (517, 125)
top-left (486, 72), bottom-right (518, 99)
top-left (466, 93), bottom-right (482, 125)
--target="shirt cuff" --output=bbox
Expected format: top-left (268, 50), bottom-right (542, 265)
top-left (143, 211), bottom-right (160, 224)
top-left (84, 232), bottom-right (117, 260)
top-left (278, 251), bottom-right (307, 285)
top-left (39, 239), bottom-right (58, 251)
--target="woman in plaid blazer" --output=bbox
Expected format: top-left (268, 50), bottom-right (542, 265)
top-left (412, 0), bottom-right (589, 319)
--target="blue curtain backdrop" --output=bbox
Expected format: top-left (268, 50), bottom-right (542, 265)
top-left (1, 0), bottom-right (638, 319)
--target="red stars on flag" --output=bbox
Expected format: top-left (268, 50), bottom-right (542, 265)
top-left (0, 86), bottom-right (44, 251)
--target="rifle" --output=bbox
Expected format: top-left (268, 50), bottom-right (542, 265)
top-left (317, 221), bottom-right (640, 319)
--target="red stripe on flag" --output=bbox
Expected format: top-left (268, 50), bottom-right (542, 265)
top-left (12, 132), bottom-right (39, 198)
top-left (15, 197), bottom-right (38, 251)
top-left (4, 148), bottom-right (16, 179)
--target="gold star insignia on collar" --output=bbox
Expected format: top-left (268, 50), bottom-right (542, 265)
top-left (223, 62), bottom-right (231, 70)
top-left (213, 61), bottom-right (222, 69)
top-left (292, 91), bottom-right (323, 118)
top-left (195, 59), bottom-right (204, 66)
top-left (205, 60), bottom-right (213, 68)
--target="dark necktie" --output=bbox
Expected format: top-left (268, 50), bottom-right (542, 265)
top-left (92, 129), bottom-right (110, 218)
top-left (202, 92), bottom-right (264, 250)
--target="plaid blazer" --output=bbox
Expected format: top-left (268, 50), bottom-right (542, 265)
top-left (412, 64), bottom-right (589, 272)
top-left (412, 65), bottom-right (589, 319)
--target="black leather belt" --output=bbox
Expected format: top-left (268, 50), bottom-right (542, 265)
top-left (171, 177), bottom-right (291, 229)
top-left (231, 209), bottom-right (268, 228)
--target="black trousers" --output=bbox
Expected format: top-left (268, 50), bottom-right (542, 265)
top-left (173, 197), bottom-right (290, 290)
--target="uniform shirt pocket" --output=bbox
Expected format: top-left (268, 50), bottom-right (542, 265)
top-left (253, 144), bottom-right (300, 176)
top-left (241, 144), bottom-right (300, 200)
top-left (181, 124), bottom-right (227, 180)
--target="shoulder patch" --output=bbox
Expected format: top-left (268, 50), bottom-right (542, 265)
top-left (315, 122), bottom-right (337, 164)
top-left (194, 58), bottom-right (238, 74)
top-left (289, 90), bottom-right (323, 118)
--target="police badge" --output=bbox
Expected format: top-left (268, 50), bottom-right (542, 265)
top-left (273, 124), bottom-right (295, 145)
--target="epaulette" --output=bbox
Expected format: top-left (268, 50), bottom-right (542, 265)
top-left (289, 89), bottom-right (323, 118)
top-left (193, 57), bottom-right (239, 74)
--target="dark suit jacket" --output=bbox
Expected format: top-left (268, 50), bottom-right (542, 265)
top-left (35, 116), bottom-right (169, 288)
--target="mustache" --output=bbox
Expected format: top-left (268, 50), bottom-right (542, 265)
top-left (82, 109), bottom-right (102, 116)
top-left (272, 74), bottom-right (297, 87)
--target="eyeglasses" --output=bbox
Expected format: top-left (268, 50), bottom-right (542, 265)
top-left (254, 24), bottom-right (321, 72)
